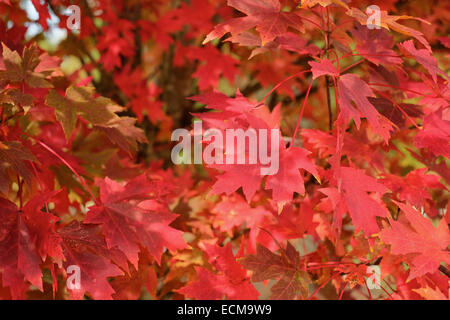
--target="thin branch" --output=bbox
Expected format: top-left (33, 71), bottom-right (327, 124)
top-left (290, 78), bottom-right (314, 148)
top-left (257, 70), bottom-right (311, 106)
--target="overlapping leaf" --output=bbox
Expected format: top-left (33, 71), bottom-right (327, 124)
top-left (84, 174), bottom-right (186, 266)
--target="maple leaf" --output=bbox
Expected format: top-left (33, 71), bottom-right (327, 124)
top-left (0, 200), bottom-right (42, 299)
top-left (22, 191), bottom-right (64, 263)
top-left (346, 8), bottom-right (431, 51)
top-left (46, 86), bottom-right (121, 140)
top-left (165, 0), bottom-right (215, 35)
top-left (381, 169), bottom-right (444, 208)
top-left (1, 88), bottom-right (34, 108)
top-left (210, 162), bottom-right (263, 202)
top-left (321, 167), bottom-right (389, 235)
top-left (414, 108), bottom-right (450, 158)
top-left (209, 145), bottom-right (317, 204)
top-left (407, 79), bottom-right (450, 112)
top-left (175, 45), bottom-right (238, 90)
top-left (178, 267), bottom-right (232, 300)
top-left (265, 146), bottom-right (319, 204)
top-left (138, 20), bottom-right (173, 50)
top-left (204, 0), bottom-right (305, 45)
top-left (367, 97), bottom-right (423, 129)
top-left (318, 187), bottom-right (347, 233)
top-left (308, 59), bottom-right (339, 79)
top-left (114, 65), bottom-right (165, 123)
top-left (0, 141), bottom-right (36, 195)
top-left (380, 202), bottom-right (450, 280)
top-left (46, 86), bottom-right (146, 152)
top-left (337, 74), bottom-right (393, 142)
top-left (0, 192), bottom-right (61, 299)
top-left (350, 24), bottom-right (402, 66)
top-left (179, 243), bottom-right (259, 299)
top-left (93, 116), bottom-right (147, 154)
top-left (399, 40), bottom-right (445, 83)
top-left (110, 253), bottom-right (158, 300)
top-left (212, 195), bottom-right (273, 252)
top-left (0, 43), bottom-right (52, 88)
top-left (58, 221), bottom-right (125, 300)
top-left (96, 19), bottom-right (135, 71)
top-left (339, 167), bottom-right (390, 235)
top-left (335, 264), bottom-right (372, 289)
top-left (192, 90), bottom-right (318, 204)
top-left (129, 95), bottom-right (164, 124)
top-left (84, 174), bottom-right (186, 266)
top-left (212, 194), bottom-right (271, 236)
top-left (269, 201), bottom-right (317, 240)
top-left (413, 285), bottom-right (448, 300)
top-left (239, 243), bottom-right (310, 299)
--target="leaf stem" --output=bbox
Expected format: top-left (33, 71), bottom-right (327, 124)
top-left (307, 273), bottom-right (339, 300)
top-left (372, 88), bottom-right (422, 130)
top-left (339, 282), bottom-right (348, 300)
top-left (23, 132), bottom-right (99, 205)
top-left (323, 7), bottom-right (334, 132)
top-left (368, 82), bottom-right (444, 99)
top-left (290, 78), bottom-right (314, 148)
top-left (364, 280), bottom-right (373, 300)
top-left (299, 16), bottom-right (322, 30)
top-left (257, 70), bottom-right (311, 106)
top-left (340, 59), bottom-right (363, 74)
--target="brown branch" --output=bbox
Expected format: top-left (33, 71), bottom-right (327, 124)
top-left (325, 76), bottom-right (332, 131)
top-left (324, 7), bottom-right (333, 131)
top-left (439, 265), bottom-right (450, 278)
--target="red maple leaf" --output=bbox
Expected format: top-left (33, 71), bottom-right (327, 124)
top-left (381, 168), bottom-right (444, 208)
top-left (58, 221), bottom-right (125, 300)
top-left (179, 243), bottom-right (259, 299)
top-left (204, 0), bottom-right (304, 44)
top-left (175, 45), bottom-right (238, 90)
top-left (351, 24), bottom-right (402, 66)
top-left (337, 74), bottom-right (393, 142)
top-left (265, 145), bottom-right (319, 204)
top-left (239, 243), bottom-right (310, 299)
top-left (268, 200), bottom-right (317, 240)
top-left (309, 58), bottom-right (339, 79)
top-left (380, 202), bottom-right (450, 280)
top-left (414, 108), bottom-right (450, 158)
top-left (192, 91), bottom-right (317, 203)
top-left (0, 192), bottom-right (61, 299)
top-left (84, 174), bottom-right (186, 266)
top-left (110, 252), bottom-right (157, 300)
top-left (399, 40), bottom-right (444, 83)
top-left (320, 167), bottom-right (389, 235)
top-left (212, 194), bottom-right (272, 251)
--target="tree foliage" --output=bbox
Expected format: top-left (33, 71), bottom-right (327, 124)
top-left (0, 0), bottom-right (449, 300)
